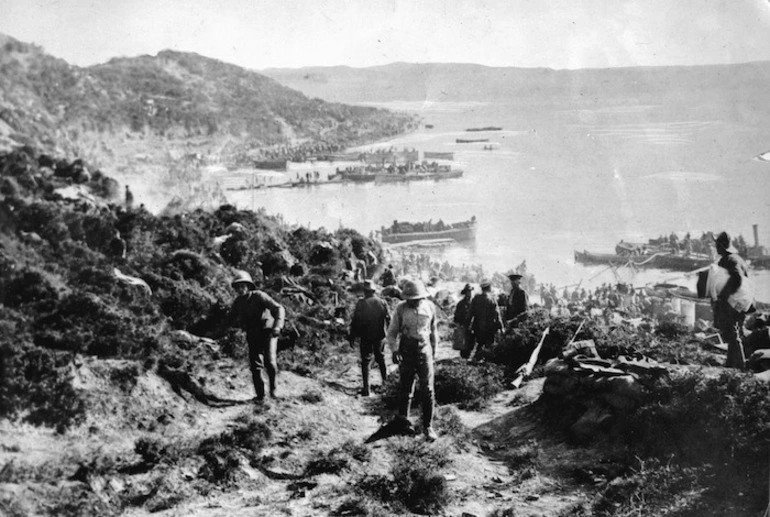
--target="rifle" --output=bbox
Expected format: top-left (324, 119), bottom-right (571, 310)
top-left (512, 326), bottom-right (550, 389)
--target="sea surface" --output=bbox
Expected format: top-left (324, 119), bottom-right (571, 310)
top-left (227, 100), bottom-right (770, 300)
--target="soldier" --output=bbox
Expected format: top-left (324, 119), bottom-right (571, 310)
top-left (467, 281), bottom-right (504, 359)
top-left (713, 231), bottom-right (755, 369)
top-left (505, 273), bottom-right (529, 327)
top-left (387, 279), bottom-right (439, 441)
top-left (227, 270), bottom-right (285, 402)
top-left (125, 185), bottom-right (134, 210)
top-left (453, 283), bottom-right (474, 359)
top-left (349, 280), bottom-right (391, 396)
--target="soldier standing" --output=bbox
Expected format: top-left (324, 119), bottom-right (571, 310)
top-left (467, 281), bottom-right (504, 360)
top-left (387, 279), bottom-right (439, 441)
top-left (227, 270), bottom-right (285, 402)
top-left (349, 280), bottom-right (391, 396)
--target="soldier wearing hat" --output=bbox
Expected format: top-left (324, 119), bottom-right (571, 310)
top-left (713, 231), bottom-right (754, 369)
top-left (349, 280), bottom-right (391, 396)
top-left (505, 273), bottom-right (529, 327)
top-left (453, 284), bottom-right (474, 358)
top-left (466, 280), bottom-right (504, 360)
top-left (386, 279), bottom-right (439, 441)
top-left (227, 270), bottom-right (286, 401)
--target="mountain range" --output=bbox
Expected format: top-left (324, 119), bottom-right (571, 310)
top-left (263, 60), bottom-right (770, 106)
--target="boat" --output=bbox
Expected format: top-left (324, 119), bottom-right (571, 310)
top-left (343, 173), bottom-right (376, 182)
top-left (374, 169), bottom-right (463, 183)
top-left (456, 138), bottom-right (489, 143)
top-left (574, 250), bottom-right (713, 272)
top-left (424, 151), bottom-right (454, 160)
top-left (381, 218), bottom-right (477, 244)
top-left (466, 126), bottom-right (502, 132)
top-left (252, 160), bottom-right (287, 171)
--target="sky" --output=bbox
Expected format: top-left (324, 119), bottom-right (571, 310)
top-left (1, 0), bottom-right (770, 70)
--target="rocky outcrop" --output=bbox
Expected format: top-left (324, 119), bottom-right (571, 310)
top-left (543, 344), bottom-right (669, 443)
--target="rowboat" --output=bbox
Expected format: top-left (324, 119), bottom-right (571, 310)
top-left (381, 219), bottom-right (477, 244)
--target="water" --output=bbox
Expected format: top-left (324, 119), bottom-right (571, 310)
top-left (227, 101), bottom-right (770, 300)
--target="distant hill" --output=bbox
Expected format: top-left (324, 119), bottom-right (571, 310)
top-left (0, 34), bottom-right (416, 171)
top-left (262, 61), bottom-right (770, 106)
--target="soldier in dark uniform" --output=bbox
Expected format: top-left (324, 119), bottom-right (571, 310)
top-left (349, 280), bottom-right (391, 396)
top-left (467, 281), bottom-right (504, 360)
top-left (505, 273), bottom-right (529, 327)
top-left (453, 283), bottom-right (474, 359)
top-left (227, 270), bottom-right (285, 401)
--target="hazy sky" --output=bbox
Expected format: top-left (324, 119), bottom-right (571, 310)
top-left (1, 0), bottom-right (770, 70)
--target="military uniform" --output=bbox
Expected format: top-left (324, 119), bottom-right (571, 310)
top-left (386, 282), bottom-right (438, 440)
top-left (350, 288), bottom-right (391, 395)
top-left (228, 287), bottom-right (285, 399)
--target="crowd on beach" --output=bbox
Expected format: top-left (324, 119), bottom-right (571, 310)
top-left (253, 141), bottom-right (346, 164)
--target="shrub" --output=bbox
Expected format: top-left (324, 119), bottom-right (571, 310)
top-left (434, 359), bottom-right (506, 410)
top-left (591, 459), bottom-right (705, 517)
top-left (134, 436), bottom-right (182, 466)
top-left (300, 389), bottom-right (324, 404)
top-left (0, 343), bottom-right (85, 432)
top-left (4, 269), bottom-right (59, 307)
top-left (305, 440), bottom-right (371, 476)
top-left (433, 406), bottom-right (472, 448)
top-left (388, 439), bottom-right (452, 515)
top-left (505, 439), bottom-right (541, 481)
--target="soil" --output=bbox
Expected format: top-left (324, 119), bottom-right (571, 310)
top-left (0, 336), bottom-right (616, 517)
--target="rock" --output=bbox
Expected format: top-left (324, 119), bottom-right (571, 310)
top-left (570, 405), bottom-right (613, 443)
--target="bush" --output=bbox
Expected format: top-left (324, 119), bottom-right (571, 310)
top-left (355, 438), bottom-right (451, 515)
top-left (612, 369), bottom-right (770, 513)
top-left (433, 406), bottom-right (472, 449)
top-left (506, 439), bottom-right (541, 481)
top-left (4, 269), bottom-right (59, 307)
top-left (591, 459), bottom-right (705, 517)
top-left (389, 439), bottom-right (452, 514)
top-left (305, 440), bottom-right (371, 476)
top-left (0, 343), bottom-right (85, 432)
top-left (434, 359), bottom-right (506, 410)
top-left (134, 436), bottom-right (182, 466)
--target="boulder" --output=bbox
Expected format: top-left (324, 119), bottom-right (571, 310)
top-left (571, 405), bottom-right (613, 443)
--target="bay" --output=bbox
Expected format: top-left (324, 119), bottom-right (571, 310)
top-left (227, 100), bottom-right (770, 300)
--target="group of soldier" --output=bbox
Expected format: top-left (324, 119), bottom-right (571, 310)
top-left (223, 230), bottom-right (754, 446)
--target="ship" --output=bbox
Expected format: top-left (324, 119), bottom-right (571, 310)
top-left (574, 250), bottom-right (713, 272)
top-left (465, 126), bottom-right (503, 132)
top-left (456, 138), bottom-right (489, 143)
top-left (381, 217), bottom-right (477, 244)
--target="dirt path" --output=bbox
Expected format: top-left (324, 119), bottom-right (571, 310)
top-left (0, 340), bottom-right (599, 516)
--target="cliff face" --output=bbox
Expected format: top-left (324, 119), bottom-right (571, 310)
top-left (0, 35), bottom-right (417, 170)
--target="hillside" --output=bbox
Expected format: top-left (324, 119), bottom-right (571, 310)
top-left (0, 34), bottom-right (417, 173)
top-left (262, 60), bottom-right (770, 106)
top-left (2, 146), bottom-right (770, 516)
